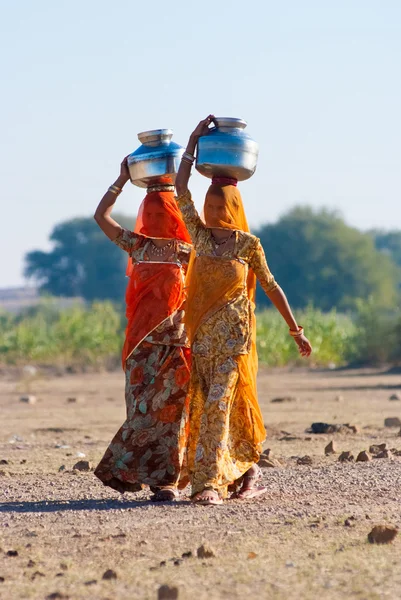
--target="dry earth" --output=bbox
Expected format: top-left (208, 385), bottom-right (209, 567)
top-left (1, 366), bottom-right (401, 600)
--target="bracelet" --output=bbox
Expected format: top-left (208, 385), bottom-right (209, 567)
top-left (108, 185), bottom-right (123, 196)
top-left (182, 151), bottom-right (195, 164)
top-left (289, 325), bottom-right (304, 337)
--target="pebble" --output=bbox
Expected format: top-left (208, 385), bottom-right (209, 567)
top-left (374, 449), bottom-right (392, 459)
top-left (297, 456), bottom-right (313, 466)
top-left (356, 451), bottom-right (371, 463)
top-left (102, 569), bottom-right (117, 580)
top-left (72, 460), bottom-right (92, 472)
top-left (325, 441), bottom-right (336, 455)
top-left (271, 396), bottom-right (297, 403)
top-left (158, 585), bottom-right (179, 600)
top-left (19, 395), bottom-right (36, 405)
top-left (384, 417), bottom-right (401, 428)
top-left (197, 544), bottom-right (216, 559)
top-left (338, 451), bottom-right (354, 463)
top-left (369, 443), bottom-right (387, 455)
top-left (389, 393), bottom-right (401, 401)
top-left (368, 525), bottom-right (398, 544)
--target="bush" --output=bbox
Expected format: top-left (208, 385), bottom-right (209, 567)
top-left (256, 307), bottom-right (357, 367)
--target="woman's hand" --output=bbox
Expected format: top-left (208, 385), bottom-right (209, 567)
top-left (293, 333), bottom-right (313, 358)
top-left (117, 156), bottom-right (130, 186)
top-left (190, 115), bottom-right (215, 141)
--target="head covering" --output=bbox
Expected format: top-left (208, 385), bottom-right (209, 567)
top-left (122, 189), bottom-right (191, 367)
top-left (203, 183), bottom-right (250, 232)
top-left (126, 189), bottom-right (192, 277)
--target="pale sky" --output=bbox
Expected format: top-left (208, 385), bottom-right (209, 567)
top-left (1, 0), bottom-right (400, 288)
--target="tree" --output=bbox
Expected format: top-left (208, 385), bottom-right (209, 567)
top-left (371, 230), bottom-right (401, 289)
top-left (25, 214), bottom-right (135, 302)
top-left (256, 207), bottom-right (399, 311)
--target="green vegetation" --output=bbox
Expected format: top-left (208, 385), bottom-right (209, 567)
top-left (1, 300), bottom-right (399, 368)
top-left (0, 300), bottom-right (123, 366)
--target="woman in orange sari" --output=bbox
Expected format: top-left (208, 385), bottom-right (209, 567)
top-left (175, 116), bottom-right (312, 505)
top-left (94, 157), bottom-right (192, 501)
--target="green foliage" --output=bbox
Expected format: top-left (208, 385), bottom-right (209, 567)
top-left (371, 230), bottom-right (401, 290)
top-left (256, 307), bottom-right (357, 367)
top-left (256, 207), bottom-right (399, 311)
top-left (0, 300), bottom-right (124, 366)
top-left (0, 300), bottom-right (399, 368)
top-left (24, 214), bottom-right (134, 302)
top-left (345, 298), bottom-right (401, 366)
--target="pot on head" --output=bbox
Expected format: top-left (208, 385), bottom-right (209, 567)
top-left (195, 117), bottom-right (259, 182)
top-left (127, 129), bottom-right (184, 188)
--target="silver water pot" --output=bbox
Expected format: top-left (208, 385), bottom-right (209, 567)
top-left (127, 129), bottom-right (184, 188)
top-left (196, 117), bottom-right (259, 181)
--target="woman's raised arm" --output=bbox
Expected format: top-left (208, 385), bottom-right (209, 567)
top-left (94, 157), bottom-right (130, 240)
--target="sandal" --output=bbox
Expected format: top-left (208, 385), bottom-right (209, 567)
top-left (231, 465), bottom-right (267, 500)
top-left (191, 487), bottom-right (223, 506)
top-left (151, 486), bottom-right (179, 502)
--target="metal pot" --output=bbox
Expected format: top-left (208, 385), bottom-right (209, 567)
top-left (127, 129), bottom-right (184, 188)
top-left (195, 117), bottom-right (259, 181)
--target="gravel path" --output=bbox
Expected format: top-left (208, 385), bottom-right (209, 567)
top-left (1, 367), bottom-right (401, 599)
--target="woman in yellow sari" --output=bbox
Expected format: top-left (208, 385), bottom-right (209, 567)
top-left (175, 116), bottom-right (312, 505)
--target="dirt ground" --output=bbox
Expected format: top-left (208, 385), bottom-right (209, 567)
top-left (1, 366), bottom-right (401, 600)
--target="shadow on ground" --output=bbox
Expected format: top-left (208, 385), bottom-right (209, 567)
top-left (0, 498), bottom-right (189, 513)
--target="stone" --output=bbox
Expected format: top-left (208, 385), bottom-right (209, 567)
top-left (369, 443), bottom-right (387, 455)
top-left (258, 458), bottom-right (277, 468)
top-left (66, 396), bottom-right (85, 404)
top-left (0, 459), bottom-right (8, 465)
top-left (102, 569), bottom-right (117, 580)
top-left (0, 576), bottom-right (4, 582)
top-left (368, 525), bottom-right (398, 544)
top-left (19, 395), bottom-right (36, 405)
top-left (297, 456), bottom-right (313, 466)
top-left (72, 460), bottom-right (92, 472)
top-left (46, 594), bottom-right (69, 600)
top-left (390, 448), bottom-right (401, 456)
top-left (84, 580), bottom-right (97, 586)
top-left (248, 552), bottom-right (258, 559)
top-left (197, 544), bottom-right (216, 559)
top-left (347, 425), bottom-right (360, 434)
top-left (58, 465), bottom-right (66, 472)
top-left (324, 441), bottom-right (336, 455)
top-left (27, 560), bottom-right (36, 568)
top-left (181, 551), bottom-right (193, 559)
top-left (271, 396), bottom-right (297, 403)
top-left (31, 571), bottom-right (45, 580)
top-left (374, 449), bottom-right (392, 459)
top-left (0, 471), bottom-right (10, 478)
top-left (158, 585), bottom-right (179, 600)
top-left (384, 417), bottom-right (401, 428)
top-left (338, 451), bottom-right (354, 463)
top-left (389, 393), bottom-right (401, 401)
top-left (6, 550), bottom-right (18, 557)
top-left (356, 451), bottom-right (371, 462)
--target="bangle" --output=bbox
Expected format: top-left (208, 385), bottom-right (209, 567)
top-left (182, 151), bottom-right (195, 164)
top-left (108, 185), bottom-right (123, 196)
top-left (289, 326), bottom-right (304, 337)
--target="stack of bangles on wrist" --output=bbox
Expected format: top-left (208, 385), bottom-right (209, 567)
top-left (182, 151), bottom-right (195, 165)
top-left (108, 184), bottom-right (123, 196)
top-left (289, 326), bottom-right (304, 337)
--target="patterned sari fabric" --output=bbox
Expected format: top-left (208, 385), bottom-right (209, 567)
top-left (94, 196), bottom-right (193, 492)
top-left (176, 187), bottom-right (278, 498)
